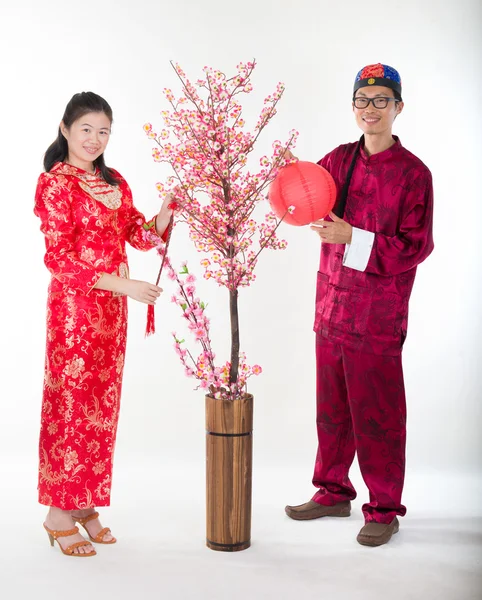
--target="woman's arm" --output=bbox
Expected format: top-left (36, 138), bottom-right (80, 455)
top-left (94, 273), bottom-right (162, 305)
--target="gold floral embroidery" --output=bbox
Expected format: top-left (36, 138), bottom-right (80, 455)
top-left (118, 262), bottom-right (129, 279)
top-left (93, 461), bottom-right (106, 476)
top-left (113, 262), bottom-right (129, 297)
top-left (78, 179), bottom-right (122, 210)
top-left (64, 449), bottom-right (79, 472)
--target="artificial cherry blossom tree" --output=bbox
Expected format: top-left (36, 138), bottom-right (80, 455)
top-left (144, 61), bottom-right (297, 400)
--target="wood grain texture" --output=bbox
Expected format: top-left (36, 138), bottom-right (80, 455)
top-left (206, 394), bottom-right (253, 552)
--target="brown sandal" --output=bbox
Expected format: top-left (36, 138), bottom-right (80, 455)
top-left (44, 524), bottom-right (96, 557)
top-left (72, 511), bottom-right (117, 544)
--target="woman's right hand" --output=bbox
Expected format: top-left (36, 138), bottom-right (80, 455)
top-left (121, 279), bottom-right (163, 305)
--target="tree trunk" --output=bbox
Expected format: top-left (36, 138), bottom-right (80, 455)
top-left (229, 288), bottom-right (240, 387)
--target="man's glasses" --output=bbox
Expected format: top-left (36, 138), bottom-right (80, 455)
top-left (353, 97), bottom-right (399, 109)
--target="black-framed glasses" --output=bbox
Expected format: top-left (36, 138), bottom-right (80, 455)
top-left (353, 96), bottom-right (399, 109)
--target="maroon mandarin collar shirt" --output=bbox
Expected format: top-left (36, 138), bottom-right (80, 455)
top-left (315, 137), bottom-right (434, 356)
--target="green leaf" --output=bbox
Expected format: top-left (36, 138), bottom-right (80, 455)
top-left (181, 303), bottom-right (187, 311)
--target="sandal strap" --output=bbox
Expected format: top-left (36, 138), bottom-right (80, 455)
top-left (74, 511), bottom-right (99, 525)
top-left (65, 540), bottom-right (94, 555)
top-left (44, 525), bottom-right (80, 538)
top-left (92, 527), bottom-right (111, 542)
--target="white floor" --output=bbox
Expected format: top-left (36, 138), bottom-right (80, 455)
top-left (2, 460), bottom-right (481, 600)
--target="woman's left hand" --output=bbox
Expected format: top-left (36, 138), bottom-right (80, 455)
top-left (310, 211), bottom-right (352, 244)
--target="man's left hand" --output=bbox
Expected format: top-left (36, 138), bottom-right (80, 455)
top-left (310, 211), bottom-right (352, 244)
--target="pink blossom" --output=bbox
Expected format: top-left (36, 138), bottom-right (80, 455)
top-left (193, 327), bottom-right (205, 340)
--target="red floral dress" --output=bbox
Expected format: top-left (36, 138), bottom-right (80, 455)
top-left (34, 162), bottom-right (161, 510)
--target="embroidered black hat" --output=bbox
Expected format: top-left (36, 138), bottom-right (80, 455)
top-left (353, 63), bottom-right (402, 98)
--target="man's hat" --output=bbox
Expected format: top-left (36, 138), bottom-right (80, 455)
top-left (353, 63), bottom-right (402, 97)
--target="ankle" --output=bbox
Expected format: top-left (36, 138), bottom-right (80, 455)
top-left (71, 508), bottom-right (96, 518)
top-left (46, 506), bottom-right (75, 528)
top-left (48, 506), bottom-right (70, 519)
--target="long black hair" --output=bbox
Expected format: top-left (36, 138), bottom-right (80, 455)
top-left (43, 91), bottom-right (119, 185)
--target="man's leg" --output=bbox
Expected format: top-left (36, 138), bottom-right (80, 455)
top-left (312, 336), bottom-right (358, 504)
top-left (285, 336), bottom-right (356, 520)
top-left (343, 346), bottom-right (406, 545)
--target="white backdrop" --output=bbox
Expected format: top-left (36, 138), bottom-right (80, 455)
top-left (0, 1), bottom-right (481, 595)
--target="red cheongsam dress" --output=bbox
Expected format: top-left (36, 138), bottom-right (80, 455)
top-left (34, 162), bottom-right (162, 510)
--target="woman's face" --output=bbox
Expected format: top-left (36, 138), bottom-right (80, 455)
top-left (61, 111), bottom-right (111, 171)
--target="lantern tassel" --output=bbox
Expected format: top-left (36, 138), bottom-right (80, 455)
top-left (145, 303), bottom-right (156, 337)
top-left (145, 209), bottom-right (176, 338)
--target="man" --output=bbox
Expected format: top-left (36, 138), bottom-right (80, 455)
top-left (285, 64), bottom-right (434, 546)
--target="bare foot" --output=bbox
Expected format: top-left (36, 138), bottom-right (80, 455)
top-left (45, 507), bottom-right (95, 555)
top-left (71, 508), bottom-right (116, 543)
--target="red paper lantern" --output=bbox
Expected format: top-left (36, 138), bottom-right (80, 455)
top-left (268, 161), bottom-right (337, 226)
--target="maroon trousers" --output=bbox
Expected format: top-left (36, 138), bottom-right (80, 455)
top-left (312, 335), bottom-right (407, 524)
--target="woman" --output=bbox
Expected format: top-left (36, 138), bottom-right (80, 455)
top-left (35, 91), bottom-right (172, 557)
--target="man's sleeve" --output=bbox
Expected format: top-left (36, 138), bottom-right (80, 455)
top-left (343, 171), bottom-right (434, 275)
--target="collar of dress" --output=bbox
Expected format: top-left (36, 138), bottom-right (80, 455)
top-left (52, 162), bottom-right (122, 210)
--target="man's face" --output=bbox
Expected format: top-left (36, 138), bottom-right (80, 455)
top-left (352, 85), bottom-right (403, 136)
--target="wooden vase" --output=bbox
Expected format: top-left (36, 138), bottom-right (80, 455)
top-left (205, 393), bottom-right (253, 552)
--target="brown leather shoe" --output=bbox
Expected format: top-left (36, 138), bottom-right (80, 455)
top-left (285, 500), bottom-right (351, 520)
top-left (356, 517), bottom-right (399, 546)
